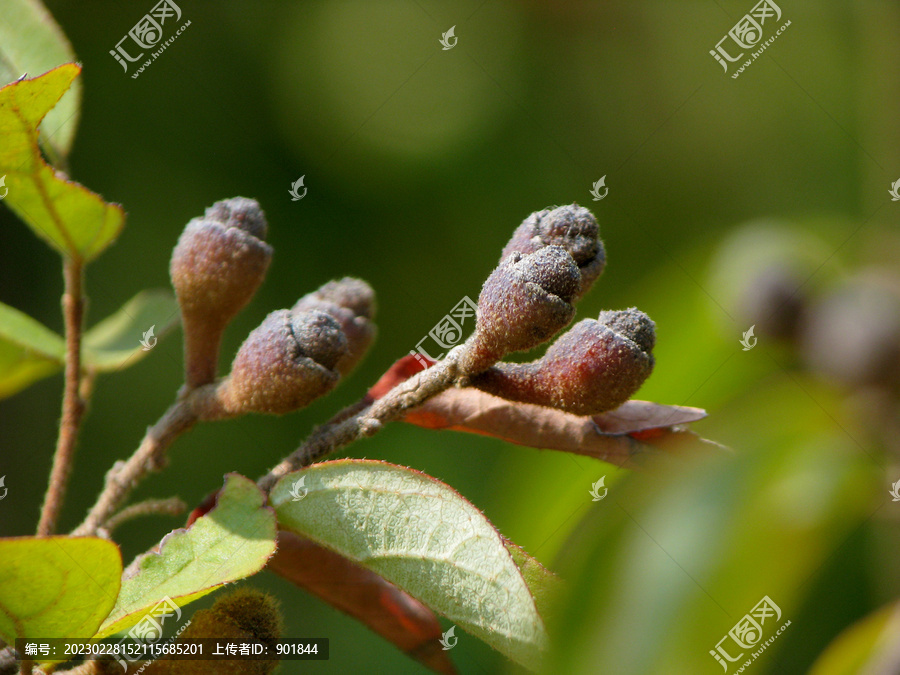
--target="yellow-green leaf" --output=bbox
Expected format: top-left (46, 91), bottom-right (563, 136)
top-left (808, 600), bottom-right (900, 675)
top-left (0, 63), bottom-right (124, 261)
top-left (0, 0), bottom-right (81, 161)
top-left (84, 290), bottom-right (180, 371)
top-left (0, 536), bottom-right (122, 646)
top-left (504, 540), bottom-right (561, 624)
top-left (0, 300), bottom-right (64, 398)
top-left (94, 474), bottom-right (277, 638)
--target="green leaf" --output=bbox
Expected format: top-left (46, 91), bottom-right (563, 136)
top-left (808, 600), bottom-right (900, 675)
top-left (545, 419), bottom-right (876, 675)
top-left (503, 540), bottom-right (561, 624)
top-left (0, 300), bottom-right (64, 398)
top-left (0, 0), bottom-right (81, 162)
top-left (84, 290), bottom-right (180, 371)
top-left (0, 342), bottom-right (59, 398)
top-left (0, 63), bottom-right (124, 261)
top-left (0, 301), bottom-right (64, 359)
top-left (95, 474), bottom-right (277, 639)
top-left (0, 536), bottom-right (122, 647)
top-left (271, 460), bottom-right (548, 670)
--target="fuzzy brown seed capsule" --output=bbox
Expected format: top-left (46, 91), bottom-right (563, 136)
top-left (170, 197), bottom-right (273, 388)
top-left (137, 588), bottom-right (282, 674)
top-left (458, 245), bottom-right (581, 374)
top-left (501, 204), bottom-right (605, 301)
top-left (470, 307), bottom-right (655, 415)
top-left (217, 309), bottom-right (348, 415)
top-left (292, 278), bottom-right (376, 376)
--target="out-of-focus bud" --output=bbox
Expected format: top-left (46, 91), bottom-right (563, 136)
top-left (457, 246), bottom-right (580, 374)
top-left (292, 278), bottom-right (376, 376)
top-left (709, 223), bottom-right (828, 342)
top-left (800, 272), bottom-right (900, 390)
top-left (470, 307), bottom-right (656, 415)
top-left (501, 204), bottom-right (605, 301)
top-left (217, 309), bottom-right (348, 415)
top-left (170, 197), bottom-right (273, 388)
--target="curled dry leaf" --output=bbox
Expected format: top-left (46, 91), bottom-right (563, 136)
top-left (267, 531), bottom-right (458, 675)
top-left (592, 399), bottom-right (706, 434)
top-left (405, 388), bottom-right (707, 464)
top-left (367, 355), bottom-right (710, 464)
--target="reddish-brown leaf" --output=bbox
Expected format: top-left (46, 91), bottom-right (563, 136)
top-left (267, 531), bottom-right (457, 675)
top-left (366, 353), bottom-right (433, 401)
top-left (404, 388), bottom-right (708, 464)
top-left (591, 399), bottom-right (706, 434)
top-left (365, 354), bottom-right (711, 462)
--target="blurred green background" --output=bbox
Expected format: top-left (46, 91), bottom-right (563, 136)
top-left (2, 1), bottom-right (899, 673)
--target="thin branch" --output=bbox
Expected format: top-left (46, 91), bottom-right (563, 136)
top-left (77, 347), bottom-right (461, 535)
top-left (38, 259), bottom-right (86, 536)
top-left (258, 351), bottom-right (462, 492)
top-left (103, 496), bottom-right (188, 535)
top-left (72, 385), bottom-right (221, 537)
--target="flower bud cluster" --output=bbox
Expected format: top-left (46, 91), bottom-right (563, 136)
top-left (171, 198), bottom-right (376, 414)
top-left (458, 204), bottom-right (654, 414)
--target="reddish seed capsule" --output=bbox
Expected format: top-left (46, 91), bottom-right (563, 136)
top-left (470, 308), bottom-right (655, 415)
top-left (134, 589), bottom-right (282, 675)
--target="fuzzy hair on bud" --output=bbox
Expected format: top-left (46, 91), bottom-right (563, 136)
top-left (218, 309), bottom-right (348, 415)
top-left (171, 197), bottom-right (273, 388)
top-left (501, 204), bottom-right (605, 300)
top-left (458, 245), bottom-right (581, 374)
top-left (470, 307), bottom-right (655, 415)
top-left (292, 278), bottom-right (377, 376)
